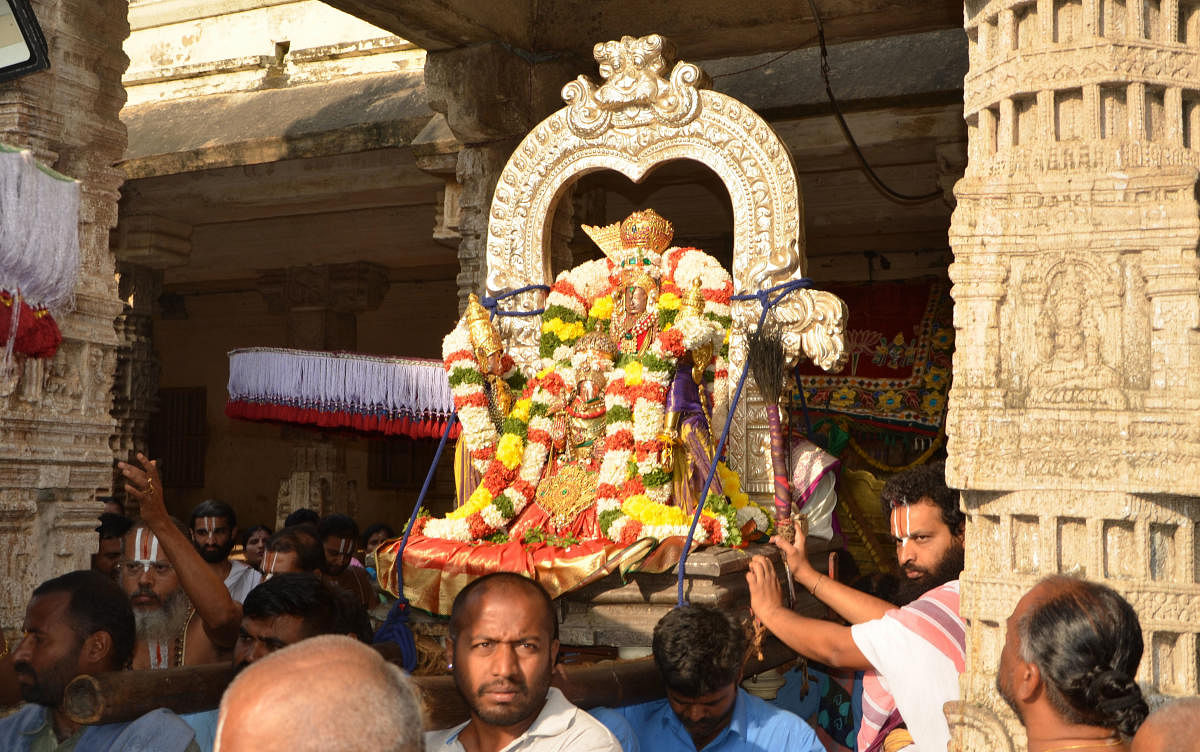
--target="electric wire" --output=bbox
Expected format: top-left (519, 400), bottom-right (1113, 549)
top-left (806, 0), bottom-right (944, 204)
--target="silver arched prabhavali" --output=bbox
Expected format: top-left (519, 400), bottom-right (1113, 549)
top-left (483, 33), bottom-right (847, 498)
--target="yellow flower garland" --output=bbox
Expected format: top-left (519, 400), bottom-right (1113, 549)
top-left (588, 296), bottom-right (614, 320)
top-left (496, 433), bottom-right (524, 470)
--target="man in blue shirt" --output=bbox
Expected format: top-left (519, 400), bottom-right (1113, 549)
top-left (0, 570), bottom-right (197, 752)
top-left (605, 605), bottom-right (823, 752)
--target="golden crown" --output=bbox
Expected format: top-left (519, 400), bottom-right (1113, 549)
top-left (574, 330), bottom-right (618, 363)
top-left (619, 209), bottom-right (673, 256)
top-left (582, 209), bottom-right (674, 270)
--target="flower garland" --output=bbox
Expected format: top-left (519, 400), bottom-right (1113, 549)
top-left (422, 366), bottom-right (569, 541)
top-left (426, 248), bottom-right (752, 547)
top-left (595, 247), bottom-right (738, 546)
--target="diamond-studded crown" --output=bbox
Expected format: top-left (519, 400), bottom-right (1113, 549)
top-left (619, 209), bottom-right (673, 257)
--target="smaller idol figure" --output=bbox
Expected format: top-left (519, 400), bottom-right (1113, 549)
top-left (464, 293), bottom-right (514, 428)
top-left (661, 279), bottom-right (724, 514)
top-left (449, 293), bottom-right (524, 508)
top-left (510, 331), bottom-right (618, 541)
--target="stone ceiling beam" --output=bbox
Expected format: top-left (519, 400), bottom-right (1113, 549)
top-left (320, 0), bottom-right (535, 52)
top-left (320, 0), bottom-right (961, 58)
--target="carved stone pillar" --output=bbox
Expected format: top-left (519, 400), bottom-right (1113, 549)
top-left (258, 263), bottom-right (389, 526)
top-left (423, 43), bottom-right (579, 312)
top-left (109, 263), bottom-right (164, 517)
top-left (949, 3), bottom-right (1200, 748)
top-left (0, 0), bottom-right (130, 636)
top-left (109, 214), bottom-right (191, 515)
top-left (274, 439), bottom-right (357, 530)
top-left (454, 142), bottom-right (514, 311)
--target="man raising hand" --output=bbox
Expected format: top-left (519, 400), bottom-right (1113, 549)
top-left (117, 453), bottom-right (242, 668)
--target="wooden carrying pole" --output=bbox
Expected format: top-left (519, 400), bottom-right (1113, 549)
top-left (64, 663), bottom-right (236, 725)
top-left (63, 637), bottom-right (797, 729)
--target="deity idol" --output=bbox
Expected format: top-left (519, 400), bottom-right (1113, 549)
top-left (508, 330), bottom-right (617, 541)
top-left (428, 209), bottom-right (761, 548)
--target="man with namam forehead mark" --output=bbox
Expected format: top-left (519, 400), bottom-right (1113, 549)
top-left (116, 453), bottom-right (242, 670)
top-left (746, 461), bottom-right (967, 752)
top-left (426, 573), bottom-right (621, 752)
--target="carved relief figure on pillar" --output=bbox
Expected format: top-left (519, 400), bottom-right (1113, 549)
top-left (1026, 262), bottom-right (1125, 409)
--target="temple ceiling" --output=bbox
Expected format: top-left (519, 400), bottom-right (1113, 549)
top-left (318, 0), bottom-right (962, 59)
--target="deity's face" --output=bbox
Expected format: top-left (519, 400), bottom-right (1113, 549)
top-left (575, 372), bottom-right (604, 403)
top-left (623, 285), bottom-right (649, 316)
top-left (483, 350), bottom-right (505, 377)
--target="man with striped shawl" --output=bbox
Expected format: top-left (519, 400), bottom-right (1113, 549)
top-left (747, 462), bottom-right (965, 751)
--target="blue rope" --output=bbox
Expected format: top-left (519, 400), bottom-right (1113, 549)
top-left (396, 412), bottom-right (458, 568)
top-left (482, 284), bottom-right (552, 318)
top-left (373, 413), bottom-right (458, 669)
top-left (675, 278), bottom-right (811, 608)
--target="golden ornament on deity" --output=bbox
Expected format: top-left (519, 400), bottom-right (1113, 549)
top-left (573, 330), bottom-right (618, 370)
top-left (678, 279), bottom-right (713, 385)
top-left (465, 293), bottom-right (504, 361)
top-left (677, 278), bottom-right (706, 321)
top-left (619, 209), bottom-right (673, 256)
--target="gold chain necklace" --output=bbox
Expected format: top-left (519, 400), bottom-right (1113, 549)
top-left (174, 607), bottom-right (195, 667)
top-left (1038, 737), bottom-right (1121, 752)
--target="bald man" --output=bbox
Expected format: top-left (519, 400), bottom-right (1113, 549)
top-left (1131, 698), bottom-right (1200, 752)
top-left (214, 635), bottom-right (422, 752)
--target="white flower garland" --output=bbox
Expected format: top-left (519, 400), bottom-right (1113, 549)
top-left (429, 246), bottom-right (745, 547)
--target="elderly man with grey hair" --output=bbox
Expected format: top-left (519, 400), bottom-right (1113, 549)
top-left (214, 635), bottom-right (423, 752)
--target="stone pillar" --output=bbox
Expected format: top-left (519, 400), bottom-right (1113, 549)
top-left (109, 215), bottom-right (192, 515)
top-left (109, 263), bottom-right (164, 517)
top-left (949, 2), bottom-right (1200, 748)
top-left (423, 43), bottom-right (580, 312)
top-left (0, 0), bottom-right (130, 636)
top-left (454, 142), bottom-right (514, 311)
top-left (257, 263), bottom-right (389, 527)
top-left (274, 440), bottom-right (356, 530)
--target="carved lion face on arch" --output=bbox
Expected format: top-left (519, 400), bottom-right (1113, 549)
top-left (592, 34), bottom-right (673, 109)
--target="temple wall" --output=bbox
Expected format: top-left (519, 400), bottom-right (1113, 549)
top-left (0, 0), bottom-right (130, 636)
top-left (949, 1), bottom-right (1200, 748)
